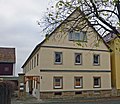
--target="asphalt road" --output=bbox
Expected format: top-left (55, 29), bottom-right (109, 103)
top-left (11, 96), bottom-right (120, 104)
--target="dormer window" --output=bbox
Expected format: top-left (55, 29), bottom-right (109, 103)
top-left (68, 31), bottom-right (87, 42)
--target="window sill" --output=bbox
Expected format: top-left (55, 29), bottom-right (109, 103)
top-left (93, 64), bottom-right (100, 66)
top-left (54, 62), bottom-right (62, 65)
top-left (54, 86), bottom-right (62, 89)
top-left (69, 40), bottom-right (87, 42)
top-left (75, 63), bottom-right (82, 65)
top-left (93, 86), bottom-right (101, 88)
top-left (74, 86), bottom-right (83, 89)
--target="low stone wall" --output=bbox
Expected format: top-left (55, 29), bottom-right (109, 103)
top-left (40, 90), bottom-right (112, 99)
top-left (117, 90), bottom-right (120, 96)
top-left (111, 89), bottom-right (120, 96)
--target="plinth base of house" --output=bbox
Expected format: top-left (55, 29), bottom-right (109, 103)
top-left (40, 90), bottom-right (112, 99)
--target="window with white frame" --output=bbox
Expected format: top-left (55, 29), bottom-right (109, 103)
top-left (93, 77), bottom-right (101, 88)
top-left (93, 54), bottom-right (100, 65)
top-left (54, 52), bottom-right (62, 64)
top-left (74, 77), bottom-right (83, 88)
top-left (68, 31), bottom-right (87, 41)
top-left (75, 53), bottom-right (82, 65)
top-left (53, 77), bottom-right (63, 89)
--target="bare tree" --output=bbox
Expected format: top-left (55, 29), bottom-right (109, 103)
top-left (38, 0), bottom-right (120, 38)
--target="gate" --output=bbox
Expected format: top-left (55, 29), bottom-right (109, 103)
top-left (0, 82), bottom-right (11, 104)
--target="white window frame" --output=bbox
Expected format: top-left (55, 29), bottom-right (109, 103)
top-left (74, 77), bottom-right (83, 88)
top-left (54, 52), bottom-right (62, 64)
top-left (93, 77), bottom-right (101, 88)
top-left (93, 54), bottom-right (100, 66)
top-left (53, 77), bottom-right (63, 89)
top-left (75, 53), bottom-right (82, 65)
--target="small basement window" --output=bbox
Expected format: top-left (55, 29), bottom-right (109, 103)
top-left (54, 92), bottom-right (62, 95)
top-left (94, 91), bottom-right (100, 94)
top-left (75, 91), bottom-right (82, 95)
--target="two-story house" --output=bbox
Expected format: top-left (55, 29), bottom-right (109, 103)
top-left (22, 9), bottom-right (112, 99)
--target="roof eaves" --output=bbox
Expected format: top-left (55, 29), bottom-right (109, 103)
top-left (77, 10), bottom-right (111, 51)
top-left (21, 9), bottom-right (78, 68)
top-left (22, 8), bottom-right (111, 68)
top-left (21, 43), bottom-right (41, 68)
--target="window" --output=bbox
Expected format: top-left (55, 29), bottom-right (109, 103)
top-left (74, 77), bottom-right (83, 88)
top-left (54, 92), bottom-right (62, 95)
top-left (68, 31), bottom-right (87, 41)
top-left (28, 63), bottom-right (30, 70)
top-left (94, 91), bottom-right (100, 94)
top-left (54, 52), bottom-right (62, 64)
top-left (34, 56), bottom-right (36, 67)
top-left (75, 91), bottom-right (82, 95)
top-left (53, 77), bottom-right (63, 89)
top-left (93, 54), bottom-right (100, 65)
top-left (37, 54), bottom-right (39, 66)
top-left (30, 61), bottom-right (31, 70)
top-left (93, 77), bottom-right (101, 88)
top-left (32, 59), bottom-right (33, 69)
top-left (75, 53), bottom-right (82, 65)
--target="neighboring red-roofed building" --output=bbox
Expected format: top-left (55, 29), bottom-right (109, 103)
top-left (0, 47), bottom-right (18, 90)
top-left (0, 47), bottom-right (16, 76)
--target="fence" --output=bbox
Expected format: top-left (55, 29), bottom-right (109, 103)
top-left (0, 81), bottom-right (12, 104)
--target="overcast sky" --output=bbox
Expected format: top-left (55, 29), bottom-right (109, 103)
top-left (0, 0), bottom-right (53, 75)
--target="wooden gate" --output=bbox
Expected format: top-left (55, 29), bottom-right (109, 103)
top-left (0, 82), bottom-right (11, 104)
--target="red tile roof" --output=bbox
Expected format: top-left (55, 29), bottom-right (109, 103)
top-left (0, 48), bottom-right (15, 63)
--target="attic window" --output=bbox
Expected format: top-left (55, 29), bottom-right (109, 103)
top-left (68, 31), bottom-right (87, 42)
